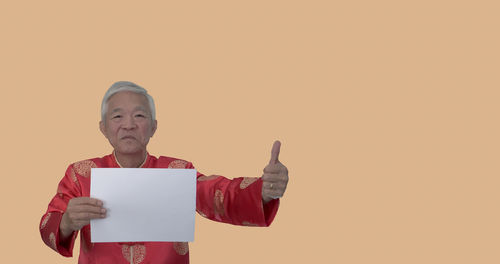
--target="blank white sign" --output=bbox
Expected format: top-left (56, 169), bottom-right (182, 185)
top-left (90, 168), bottom-right (196, 243)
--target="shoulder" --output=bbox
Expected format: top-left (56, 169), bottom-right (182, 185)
top-left (69, 155), bottom-right (109, 177)
top-left (152, 155), bottom-right (193, 168)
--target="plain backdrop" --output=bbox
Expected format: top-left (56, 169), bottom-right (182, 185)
top-left (1, 1), bottom-right (499, 263)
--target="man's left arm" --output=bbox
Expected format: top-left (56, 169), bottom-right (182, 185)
top-left (192, 140), bottom-right (288, 227)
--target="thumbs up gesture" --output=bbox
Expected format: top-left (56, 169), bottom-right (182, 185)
top-left (262, 140), bottom-right (289, 204)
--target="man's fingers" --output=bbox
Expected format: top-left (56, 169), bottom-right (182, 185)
top-left (263, 181), bottom-right (285, 190)
top-left (71, 205), bottom-right (106, 215)
top-left (269, 140), bottom-right (281, 165)
top-left (261, 174), bottom-right (274, 182)
top-left (71, 211), bottom-right (106, 221)
top-left (263, 163), bottom-right (287, 174)
top-left (263, 166), bottom-right (280, 174)
top-left (70, 197), bottom-right (103, 207)
top-left (262, 173), bottom-right (287, 183)
top-left (79, 212), bottom-right (105, 220)
top-left (262, 186), bottom-right (284, 199)
top-left (262, 141), bottom-right (288, 201)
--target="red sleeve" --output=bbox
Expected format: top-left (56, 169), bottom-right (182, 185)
top-left (189, 162), bottom-right (280, 227)
top-left (39, 164), bottom-right (81, 257)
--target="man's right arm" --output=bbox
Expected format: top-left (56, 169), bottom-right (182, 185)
top-left (39, 164), bottom-right (84, 257)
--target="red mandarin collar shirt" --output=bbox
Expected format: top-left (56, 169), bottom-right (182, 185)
top-left (40, 153), bottom-right (279, 264)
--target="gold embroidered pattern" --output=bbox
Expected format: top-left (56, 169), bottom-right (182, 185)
top-left (173, 242), bottom-right (189, 255)
top-left (41, 213), bottom-right (51, 230)
top-left (122, 244), bottom-right (146, 264)
top-left (69, 167), bottom-right (80, 187)
top-left (121, 245), bottom-right (130, 262)
top-left (214, 189), bottom-right (225, 218)
top-left (49, 232), bottom-right (58, 252)
top-left (73, 160), bottom-right (97, 178)
top-left (133, 245), bottom-right (146, 264)
top-left (242, 221), bottom-right (260, 227)
top-left (197, 175), bottom-right (220, 181)
top-left (168, 160), bottom-right (188, 168)
top-left (240, 177), bottom-right (258, 189)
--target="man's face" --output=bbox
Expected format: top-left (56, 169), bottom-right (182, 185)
top-left (99, 91), bottom-right (157, 155)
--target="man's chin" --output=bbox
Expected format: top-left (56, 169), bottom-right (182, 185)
top-left (114, 145), bottom-right (145, 156)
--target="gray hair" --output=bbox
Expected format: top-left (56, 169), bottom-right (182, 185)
top-left (101, 81), bottom-right (156, 121)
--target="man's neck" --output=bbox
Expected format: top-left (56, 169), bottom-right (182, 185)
top-left (114, 151), bottom-right (147, 168)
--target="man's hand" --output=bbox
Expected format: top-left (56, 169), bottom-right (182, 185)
top-left (262, 140), bottom-right (289, 204)
top-left (60, 197), bottom-right (106, 240)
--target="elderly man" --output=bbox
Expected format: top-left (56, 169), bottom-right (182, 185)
top-left (40, 81), bottom-right (289, 264)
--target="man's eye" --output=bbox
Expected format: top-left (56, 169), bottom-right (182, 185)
top-left (112, 115), bottom-right (122, 119)
top-left (136, 114), bottom-right (146, 118)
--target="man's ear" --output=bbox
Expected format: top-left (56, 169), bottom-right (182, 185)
top-left (151, 120), bottom-right (158, 137)
top-left (99, 120), bottom-right (107, 138)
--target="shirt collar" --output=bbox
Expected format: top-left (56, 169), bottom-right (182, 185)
top-left (112, 151), bottom-right (149, 168)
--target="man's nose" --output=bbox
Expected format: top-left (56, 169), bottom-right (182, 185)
top-left (122, 116), bottom-right (137, 129)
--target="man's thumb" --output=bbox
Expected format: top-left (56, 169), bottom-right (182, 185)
top-left (269, 140), bottom-right (281, 164)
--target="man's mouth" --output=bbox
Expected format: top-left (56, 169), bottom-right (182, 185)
top-left (121, 136), bottom-right (136, 140)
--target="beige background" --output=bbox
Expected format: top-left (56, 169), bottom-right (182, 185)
top-left (1, 0), bottom-right (499, 263)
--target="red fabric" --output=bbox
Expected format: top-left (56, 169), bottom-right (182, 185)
top-left (40, 153), bottom-right (279, 264)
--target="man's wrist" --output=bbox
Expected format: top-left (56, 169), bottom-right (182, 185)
top-left (59, 214), bottom-right (73, 240)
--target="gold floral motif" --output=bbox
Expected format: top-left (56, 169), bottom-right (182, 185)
top-left (73, 160), bottom-right (97, 178)
top-left (49, 232), bottom-right (58, 252)
top-left (121, 245), bottom-right (130, 262)
top-left (40, 213), bottom-right (51, 230)
top-left (214, 189), bottom-right (225, 218)
top-left (69, 167), bottom-right (80, 187)
top-left (173, 242), bottom-right (189, 255)
top-left (133, 245), bottom-right (146, 264)
top-left (122, 244), bottom-right (146, 264)
top-left (240, 177), bottom-right (258, 189)
top-left (242, 221), bottom-right (260, 227)
top-left (197, 175), bottom-right (220, 181)
top-left (168, 160), bottom-right (188, 168)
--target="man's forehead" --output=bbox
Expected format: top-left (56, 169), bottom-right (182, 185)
top-left (109, 105), bottom-right (148, 113)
